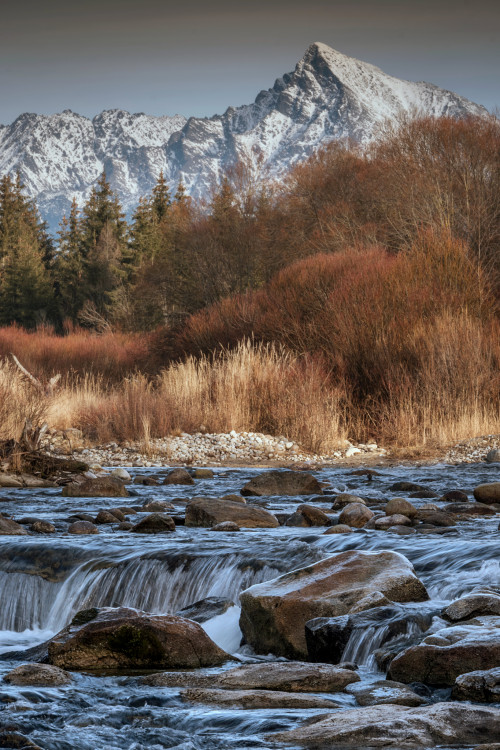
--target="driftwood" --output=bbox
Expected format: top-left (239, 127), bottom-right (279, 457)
top-left (20, 451), bottom-right (89, 478)
top-left (11, 354), bottom-right (61, 396)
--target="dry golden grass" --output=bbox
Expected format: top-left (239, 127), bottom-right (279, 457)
top-left (47, 342), bottom-right (347, 454)
top-left (0, 361), bottom-right (48, 443)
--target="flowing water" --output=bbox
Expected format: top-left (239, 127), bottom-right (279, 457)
top-left (0, 463), bottom-right (499, 749)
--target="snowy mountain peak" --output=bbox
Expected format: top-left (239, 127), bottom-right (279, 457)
top-left (0, 43), bottom-right (488, 232)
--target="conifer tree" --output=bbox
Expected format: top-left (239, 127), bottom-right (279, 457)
top-left (0, 173), bottom-right (54, 326)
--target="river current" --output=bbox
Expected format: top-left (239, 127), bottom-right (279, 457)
top-left (0, 462), bottom-right (499, 749)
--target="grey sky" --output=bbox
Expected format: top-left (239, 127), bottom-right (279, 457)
top-left (0, 0), bottom-right (498, 124)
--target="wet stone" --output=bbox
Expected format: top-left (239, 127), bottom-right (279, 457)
top-left (68, 520), bottom-right (98, 535)
top-left (345, 679), bottom-right (426, 707)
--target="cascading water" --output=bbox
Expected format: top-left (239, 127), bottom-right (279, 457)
top-left (0, 462), bottom-right (499, 750)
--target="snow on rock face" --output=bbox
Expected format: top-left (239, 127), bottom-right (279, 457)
top-left (0, 42), bottom-right (487, 231)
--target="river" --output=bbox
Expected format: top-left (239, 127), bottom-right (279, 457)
top-left (0, 462), bottom-right (499, 749)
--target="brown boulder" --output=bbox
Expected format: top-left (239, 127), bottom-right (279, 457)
top-left (443, 590), bottom-right (500, 621)
top-left (31, 520), bottom-right (56, 533)
top-left (182, 687), bottom-right (340, 709)
top-left (0, 517), bottom-right (28, 535)
top-left (141, 661), bottom-right (359, 692)
top-left (268, 703), bottom-right (500, 748)
top-left (474, 482), bottom-right (500, 504)
top-left (4, 663), bottom-right (71, 686)
top-left (331, 493), bottom-right (366, 509)
top-left (62, 476), bottom-right (129, 498)
top-left (239, 550), bottom-right (428, 658)
top-left (338, 503), bottom-right (374, 528)
top-left (163, 468), bottom-right (194, 485)
top-left (68, 520), bottom-right (98, 534)
top-left (385, 498), bottom-right (417, 518)
top-left (47, 606), bottom-right (229, 670)
top-left (285, 504), bottom-right (330, 527)
top-left (240, 470), bottom-right (322, 497)
top-left (324, 524), bottom-right (352, 534)
top-left (452, 667), bottom-right (500, 702)
top-left (374, 514), bottom-right (411, 529)
top-left (142, 500), bottom-right (174, 513)
top-left (345, 679), bottom-right (426, 707)
top-left (388, 620), bottom-right (500, 686)
top-left (131, 513), bottom-right (175, 533)
top-left (185, 497), bottom-right (278, 528)
top-left (211, 521), bottom-right (240, 531)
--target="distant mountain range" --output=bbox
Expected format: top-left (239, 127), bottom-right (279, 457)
top-left (0, 42), bottom-right (487, 232)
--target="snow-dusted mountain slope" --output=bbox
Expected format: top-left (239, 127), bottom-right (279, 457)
top-left (0, 42), bottom-right (487, 231)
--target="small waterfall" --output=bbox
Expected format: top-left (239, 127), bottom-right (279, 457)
top-left (342, 618), bottom-right (426, 670)
top-left (0, 551), bottom-right (286, 634)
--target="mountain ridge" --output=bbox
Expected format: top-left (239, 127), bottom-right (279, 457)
top-left (0, 42), bottom-right (488, 231)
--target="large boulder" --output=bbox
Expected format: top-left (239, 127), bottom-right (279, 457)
top-left (140, 661), bottom-right (359, 692)
top-left (268, 703), bottom-right (500, 748)
top-left (0, 517), bottom-right (28, 535)
top-left (46, 607), bottom-right (229, 670)
top-left (4, 663), bottom-right (71, 687)
top-left (239, 551), bottom-right (429, 658)
top-left (306, 604), bottom-right (435, 664)
top-left (452, 667), bottom-right (500, 702)
top-left (185, 497), bottom-right (278, 528)
top-left (62, 476), bottom-right (129, 498)
top-left (474, 483), bottom-right (500, 504)
top-left (388, 618), bottom-right (500, 686)
top-left (240, 470), bottom-right (322, 497)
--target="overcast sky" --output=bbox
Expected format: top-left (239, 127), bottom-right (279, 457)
top-left (0, 0), bottom-right (498, 124)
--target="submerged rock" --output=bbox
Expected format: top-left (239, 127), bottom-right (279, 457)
top-left (30, 520), bottom-right (56, 534)
top-left (211, 521), bottom-right (240, 531)
top-left (268, 702), bottom-right (500, 748)
top-left (175, 597), bottom-right (235, 623)
top-left (240, 470), bottom-right (322, 497)
top-left (345, 679), bottom-right (426, 707)
top-left (46, 607), bottom-right (229, 670)
top-left (239, 550), bottom-right (429, 658)
top-left (4, 663), bottom-right (72, 687)
top-left (68, 520), bottom-right (98, 534)
top-left (185, 497), bottom-right (278, 528)
top-left (182, 687), bottom-right (341, 709)
top-left (62, 476), bottom-right (129, 498)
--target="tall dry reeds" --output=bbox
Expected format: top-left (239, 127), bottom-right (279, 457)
top-left (0, 360), bottom-right (48, 443)
top-left (54, 342), bottom-right (347, 454)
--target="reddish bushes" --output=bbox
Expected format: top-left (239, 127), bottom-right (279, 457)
top-left (0, 325), bottom-right (151, 381)
top-left (163, 229), bottom-right (500, 446)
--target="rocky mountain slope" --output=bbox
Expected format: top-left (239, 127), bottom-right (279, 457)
top-left (0, 42), bottom-right (487, 231)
